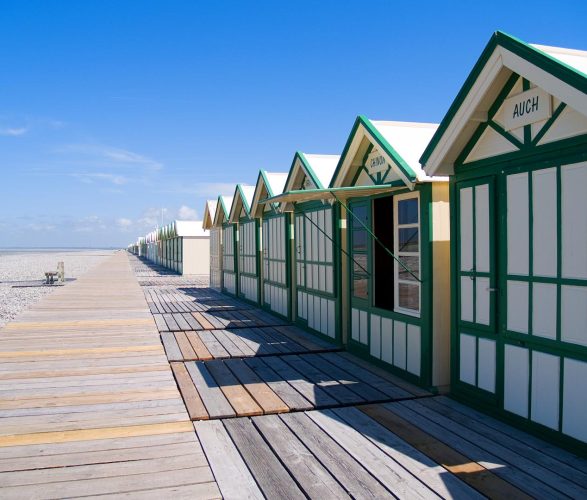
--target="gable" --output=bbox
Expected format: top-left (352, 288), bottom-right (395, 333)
top-left (341, 137), bottom-right (405, 188)
top-left (460, 74), bottom-right (587, 165)
top-left (422, 32), bottom-right (587, 176)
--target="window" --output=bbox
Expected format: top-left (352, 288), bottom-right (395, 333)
top-left (394, 193), bottom-right (420, 315)
top-left (350, 203), bottom-right (369, 300)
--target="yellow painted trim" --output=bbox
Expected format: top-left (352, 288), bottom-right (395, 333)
top-left (0, 421), bottom-right (194, 447)
top-left (0, 345), bottom-right (162, 358)
top-left (4, 318), bottom-right (154, 329)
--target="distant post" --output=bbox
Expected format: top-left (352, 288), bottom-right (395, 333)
top-left (57, 261), bottom-right (65, 283)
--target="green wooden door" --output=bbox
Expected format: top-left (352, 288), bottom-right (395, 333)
top-left (455, 176), bottom-right (498, 398)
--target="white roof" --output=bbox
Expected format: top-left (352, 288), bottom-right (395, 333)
top-left (175, 220), bottom-right (209, 237)
top-left (264, 172), bottom-right (288, 195)
top-left (532, 43), bottom-right (587, 76)
top-left (206, 199), bottom-right (217, 217)
top-left (304, 153), bottom-right (340, 188)
top-left (240, 185), bottom-right (255, 210)
top-left (370, 120), bottom-right (441, 181)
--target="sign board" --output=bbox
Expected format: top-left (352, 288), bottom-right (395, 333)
top-left (503, 87), bottom-right (552, 131)
top-left (366, 148), bottom-right (388, 174)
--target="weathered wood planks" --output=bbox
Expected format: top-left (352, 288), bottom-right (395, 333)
top-left (173, 353), bottom-right (419, 420)
top-left (0, 253), bottom-right (219, 498)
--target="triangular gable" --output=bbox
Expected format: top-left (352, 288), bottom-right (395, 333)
top-left (330, 116), bottom-right (440, 189)
top-left (212, 195), bottom-right (232, 228)
top-left (228, 184), bottom-right (255, 223)
top-left (278, 152), bottom-right (339, 211)
top-left (422, 31), bottom-right (587, 176)
top-left (202, 200), bottom-right (217, 230)
top-left (250, 170), bottom-right (288, 218)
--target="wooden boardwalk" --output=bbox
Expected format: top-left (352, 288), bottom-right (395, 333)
top-left (6, 251), bottom-right (576, 499)
top-left (0, 252), bottom-right (220, 499)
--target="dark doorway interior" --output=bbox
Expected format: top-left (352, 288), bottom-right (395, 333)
top-left (373, 196), bottom-right (394, 311)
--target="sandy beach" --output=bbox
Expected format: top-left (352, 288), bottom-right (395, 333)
top-left (0, 249), bottom-right (115, 327)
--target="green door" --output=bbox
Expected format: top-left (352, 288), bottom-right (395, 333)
top-left (455, 176), bottom-right (498, 399)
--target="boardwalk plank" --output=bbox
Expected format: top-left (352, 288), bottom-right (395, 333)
top-left (261, 356), bottom-right (337, 408)
top-left (280, 412), bottom-right (390, 498)
top-left (225, 359), bottom-right (288, 414)
top-left (252, 414), bottom-right (349, 499)
top-left (244, 358), bottom-right (313, 411)
top-left (224, 418), bottom-right (303, 500)
top-left (173, 332), bottom-right (198, 361)
top-left (184, 331), bottom-right (212, 361)
top-left (360, 404), bottom-right (532, 500)
top-left (195, 420), bottom-right (263, 500)
top-left (184, 363), bottom-right (235, 419)
top-left (205, 360), bottom-right (262, 417)
top-left (282, 354), bottom-right (363, 405)
top-left (160, 332), bottom-right (182, 362)
top-left (334, 406), bottom-right (482, 499)
top-left (170, 363), bottom-right (208, 420)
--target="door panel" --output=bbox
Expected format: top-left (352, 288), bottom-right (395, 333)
top-left (456, 177), bottom-right (497, 395)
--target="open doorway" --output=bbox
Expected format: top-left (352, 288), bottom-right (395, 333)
top-left (373, 195), bottom-right (394, 310)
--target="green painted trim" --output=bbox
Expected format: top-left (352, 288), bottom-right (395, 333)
top-left (330, 115), bottom-right (417, 188)
top-left (292, 203), bottom-right (342, 344)
top-left (260, 211), bottom-right (292, 321)
top-left (487, 121), bottom-right (525, 150)
top-left (531, 102), bottom-right (567, 146)
top-left (421, 30), bottom-right (587, 167)
top-left (455, 134), bottom-right (587, 178)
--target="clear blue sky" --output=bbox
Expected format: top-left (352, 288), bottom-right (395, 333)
top-left (1, 0), bottom-right (585, 247)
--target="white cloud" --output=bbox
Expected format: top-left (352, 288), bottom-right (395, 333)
top-left (177, 205), bottom-right (198, 220)
top-left (116, 218), bottom-right (133, 231)
top-left (56, 144), bottom-right (162, 171)
top-left (74, 215), bottom-right (107, 233)
top-left (137, 207), bottom-right (169, 228)
top-left (72, 173), bottom-right (128, 185)
top-left (0, 127), bottom-right (28, 136)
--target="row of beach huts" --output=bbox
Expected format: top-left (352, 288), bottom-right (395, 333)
top-left (129, 32), bottom-right (587, 453)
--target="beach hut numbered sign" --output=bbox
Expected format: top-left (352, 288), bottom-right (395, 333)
top-left (422, 32), bottom-right (587, 450)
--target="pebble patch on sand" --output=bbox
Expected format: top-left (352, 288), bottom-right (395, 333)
top-left (0, 250), bottom-right (115, 327)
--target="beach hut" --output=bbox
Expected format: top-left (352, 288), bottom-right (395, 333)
top-left (420, 31), bottom-right (587, 449)
top-left (171, 220), bottom-right (210, 274)
top-left (326, 116), bottom-right (450, 389)
top-left (203, 200), bottom-right (222, 290)
top-left (273, 152), bottom-right (341, 341)
top-left (250, 170), bottom-right (290, 319)
top-left (229, 184), bottom-right (259, 304)
top-left (213, 195), bottom-right (237, 296)
top-left (142, 221), bottom-right (210, 274)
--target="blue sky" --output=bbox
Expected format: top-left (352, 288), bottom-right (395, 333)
top-left (1, 0), bottom-right (585, 247)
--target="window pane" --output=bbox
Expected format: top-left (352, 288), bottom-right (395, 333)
top-left (353, 276), bottom-right (368, 299)
top-left (353, 254), bottom-right (368, 274)
top-left (398, 256), bottom-right (419, 281)
top-left (353, 230), bottom-right (367, 252)
top-left (398, 198), bottom-right (418, 224)
top-left (352, 205), bottom-right (368, 227)
top-left (398, 228), bottom-right (419, 252)
top-left (398, 283), bottom-right (419, 311)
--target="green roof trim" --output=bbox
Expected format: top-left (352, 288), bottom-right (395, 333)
top-left (420, 30), bottom-right (587, 167)
top-left (329, 115), bottom-right (418, 188)
top-left (234, 183), bottom-right (252, 215)
top-left (283, 151), bottom-right (324, 191)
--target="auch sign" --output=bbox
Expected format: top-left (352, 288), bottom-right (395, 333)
top-left (503, 87), bottom-right (552, 131)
